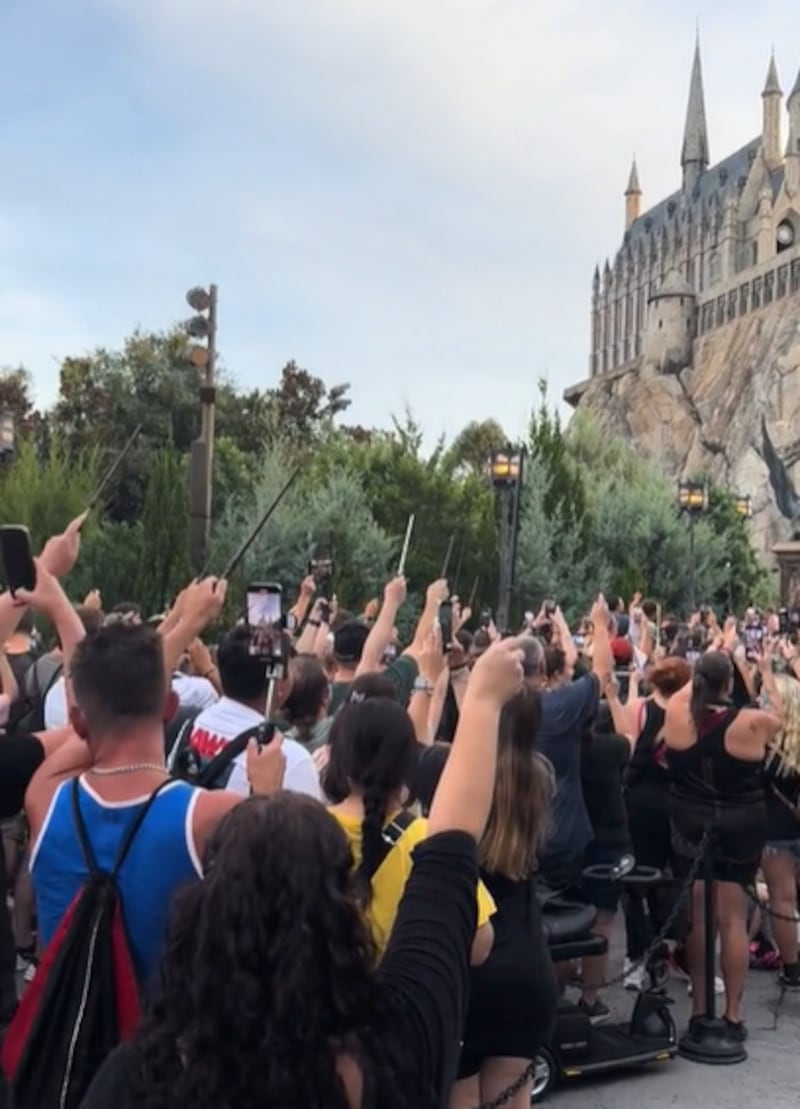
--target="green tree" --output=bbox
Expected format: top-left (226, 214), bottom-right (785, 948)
top-left (0, 438), bottom-right (97, 552)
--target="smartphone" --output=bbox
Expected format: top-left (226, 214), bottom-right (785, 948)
top-left (544, 599), bottom-right (557, 616)
top-left (744, 624), bottom-right (764, 662)
top-left (439, 600), bottom-right (454, 652)
top-left (779, 607), bottom-right (790, 635)
top-left (318, 599), bottom-right (331, 625)
top-left (308, 558), bottom-right (334, 585)
top-left (246, 582), bottom-right (284, 662)
top-left (0, 526), bottom-right (36, 595)
top-left (573, 633), bottom-right (585, 649)
top-left (480, 608), bottom-right (493, 628)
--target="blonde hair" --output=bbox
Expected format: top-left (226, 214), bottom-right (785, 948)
top-left (479, 690), bottom-right (555, 880)
top-left (767, 673), bottom-right (800, 777)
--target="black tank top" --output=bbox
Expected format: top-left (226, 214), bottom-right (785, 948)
top-left (625, 700), bottom-right (668, 806)
top-left (667, 706), bottom-right (764, 806)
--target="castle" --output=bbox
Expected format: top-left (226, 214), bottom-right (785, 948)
top-left (565, 41), bottom-right (800, 406)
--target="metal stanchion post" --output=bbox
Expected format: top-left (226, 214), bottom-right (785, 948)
top-left (678, 835), bottom-right (747, 1064)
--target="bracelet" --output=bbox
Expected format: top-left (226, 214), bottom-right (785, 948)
top-left (308, 619), bottom-right (321, 628)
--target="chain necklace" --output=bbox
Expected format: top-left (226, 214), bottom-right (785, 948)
top-left (88, 764), bottom-right (168, 777)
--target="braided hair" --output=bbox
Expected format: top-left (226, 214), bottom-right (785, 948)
top-left (329, 697), bottom-right (418, 908)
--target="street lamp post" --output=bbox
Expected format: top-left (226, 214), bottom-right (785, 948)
top-left (0, 410), bottom-right (15, 462)
top-left (677, 481), bottom-right (708, 612)
top-left (733, 494), bottom-right (752, 520)
top-left (185, 285), bottom-right (219, 574)
top-left (489, 447), bottom-right (525, 632)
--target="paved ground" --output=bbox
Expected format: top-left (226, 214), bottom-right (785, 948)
top-left (554, 924), bottom-right (800, 1107)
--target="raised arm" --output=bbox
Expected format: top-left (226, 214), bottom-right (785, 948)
top-left (161, 578), bottom-right (228, 677)
top-left (356, 576), bottom-right (407, 676)
top-left (17, 563), bottom-right (86, 721)
top-left (427, 637), bottom-right (524, 841)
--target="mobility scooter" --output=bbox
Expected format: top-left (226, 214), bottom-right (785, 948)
top-left (532, 856), bottom-right (680, 1101)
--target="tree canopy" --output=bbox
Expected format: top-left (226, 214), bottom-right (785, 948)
top-left (0, 332), bottom-right (773, 623)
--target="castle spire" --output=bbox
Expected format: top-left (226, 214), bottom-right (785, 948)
top-left (763, 51), bottom-right (781, 96)
top-left (762, 51), bottom-right (783, 170)
top-left (624, 157), bottom-right (642, 230)
top-left (681, 35), bottom-right (710, 193)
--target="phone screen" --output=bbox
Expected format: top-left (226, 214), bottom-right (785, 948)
top-left (744, 625), bottom-right (763, 660)
top-left (439, 601), bottom-right (454, 651)
top-left (246, 584), bottom-right (283, 662)
top-left (246, 586), bottom-right (282, 628)
top-left (0, 526), bottom-right (36, 594)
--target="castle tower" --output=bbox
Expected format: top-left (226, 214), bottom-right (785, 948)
top-left (625, 159), bottom-right (642, 230)
top-left (643, 269), bottom-right (696, 372)
top-left (786, 67), bottom-right (800, 197)
top-left (681, 37), bottom-right (710, 193)
top-left (762, 52), bottom-right (783, 171)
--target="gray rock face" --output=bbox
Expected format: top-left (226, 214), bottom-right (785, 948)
top-left (575, 289), bottom-right (800, 559)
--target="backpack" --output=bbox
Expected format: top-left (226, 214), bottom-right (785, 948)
top-left (1, 778), bottom-right (172, 1109)
top-left (171, 721), bottom-right (274, 789)
top-left (9, 654), bottom-right (63, 734)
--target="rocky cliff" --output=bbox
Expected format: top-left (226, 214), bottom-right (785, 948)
top-left (575, 289), bottom-right (800, 560)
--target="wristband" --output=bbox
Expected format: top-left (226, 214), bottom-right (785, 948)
top-left (308, 619), bottom-right (321, 628)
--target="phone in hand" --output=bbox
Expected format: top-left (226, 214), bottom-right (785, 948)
top-left (744, 624), bottom-right (764, 662)
top-left (245, 582), bottom-right (284, 663)
top-left (0, 526), bottom-right (36, 596)
top-left (318, 599), bottom-right (331, 625)
top-left (308, 558), bottom-right (334, 585)
top-left (544, 599), bottom-right (557, 617)
top-left (439, 600), bottom-right (454, 652)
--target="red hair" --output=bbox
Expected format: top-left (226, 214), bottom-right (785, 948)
top-left (648, 657), bottom-right (691, 697)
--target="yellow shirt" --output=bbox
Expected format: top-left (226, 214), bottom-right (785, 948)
top-left (333, 808), bottom-right (496, 953)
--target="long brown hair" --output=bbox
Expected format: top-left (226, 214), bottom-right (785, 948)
top-left (480, 689), bottom-right (555, 880)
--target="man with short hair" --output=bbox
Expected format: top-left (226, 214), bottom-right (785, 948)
top-left (26, 574), bottom-right (240, 991)
top-left (188, 626), bottom-right (320, 798)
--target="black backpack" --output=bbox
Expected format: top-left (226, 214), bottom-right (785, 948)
top-left (170, 721), bottom-right (274, 790)
top-left (9, 654), bottom-right (63, 734)
top-left (1, 778), bottom-right (172, 1109)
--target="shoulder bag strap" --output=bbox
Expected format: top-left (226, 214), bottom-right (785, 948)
top-left (71, 778), bottom-right (100, 878)
top-left (362, 808), bottom-right (417, 883)
top-left (110, 779), bottom-right (176, 879)
top-left (196, 722), bottom-right (273, 789)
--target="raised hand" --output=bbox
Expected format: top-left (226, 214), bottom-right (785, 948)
top-left (468, 636), bottom-right (525, 707)
top-left (40, 512), bottom-right (89, 578)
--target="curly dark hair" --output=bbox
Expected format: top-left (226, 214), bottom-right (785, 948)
top-left (129, 793), bottom-right (420, 1109)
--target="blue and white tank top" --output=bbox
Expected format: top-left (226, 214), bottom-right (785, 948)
top-left (30, 776), bottom-right (203, 990)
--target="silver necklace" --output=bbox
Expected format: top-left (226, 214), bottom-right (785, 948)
top-left (88, 764), bottom-right (168, 777)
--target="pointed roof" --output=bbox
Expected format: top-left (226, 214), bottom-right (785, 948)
top-left (681, 37), bottom-right (710, 170)
top-left (763, 51), bottom-right (782, 96)
top-left (789, 66), bottom-right (800, 106)
top-left (625, 158), bottom-right (642, 195)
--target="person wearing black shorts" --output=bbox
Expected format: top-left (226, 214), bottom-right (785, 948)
top-left (450, 684), bottom-right (559, 1109)
top-left (665, 650), bottom-right (783, 1040)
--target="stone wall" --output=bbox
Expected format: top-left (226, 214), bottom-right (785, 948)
top-left (574, 288), bottom-right (800, 560)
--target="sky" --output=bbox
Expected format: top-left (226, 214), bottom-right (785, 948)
top-left (1, 0), bottom-right (799, 445)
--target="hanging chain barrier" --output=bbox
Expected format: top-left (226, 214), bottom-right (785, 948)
top-left (471, 831), bottom-right (709, 1109)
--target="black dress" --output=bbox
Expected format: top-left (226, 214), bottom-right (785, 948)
top-left (668, 707), bottom-right (766, 887)
top-left (457, 869), bottom-right (558, 1077)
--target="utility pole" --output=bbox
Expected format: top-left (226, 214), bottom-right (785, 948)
top-left (185, 284), bottom-right (218, 574)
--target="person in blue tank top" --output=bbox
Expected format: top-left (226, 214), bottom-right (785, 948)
top-left (23, 570), bottom-right (253, 995)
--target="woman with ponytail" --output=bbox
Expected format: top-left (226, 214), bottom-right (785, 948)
top-left (328, 697), bottom-right (495, 962)
top-left (665, 648), bottom-right (784, 1040)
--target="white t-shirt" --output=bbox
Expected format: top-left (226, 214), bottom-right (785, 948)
top-left (44, 676), bottom-right (68, 730)
top-left (187, 696), bottom-right (321, 799)
top-left (172, 673), bottom-right (218, 711)
top-left (44, 672), bottom-right (219, 730)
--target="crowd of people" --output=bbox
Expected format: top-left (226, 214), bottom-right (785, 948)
top-left (0, 512), bottom-right (797, 1108)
